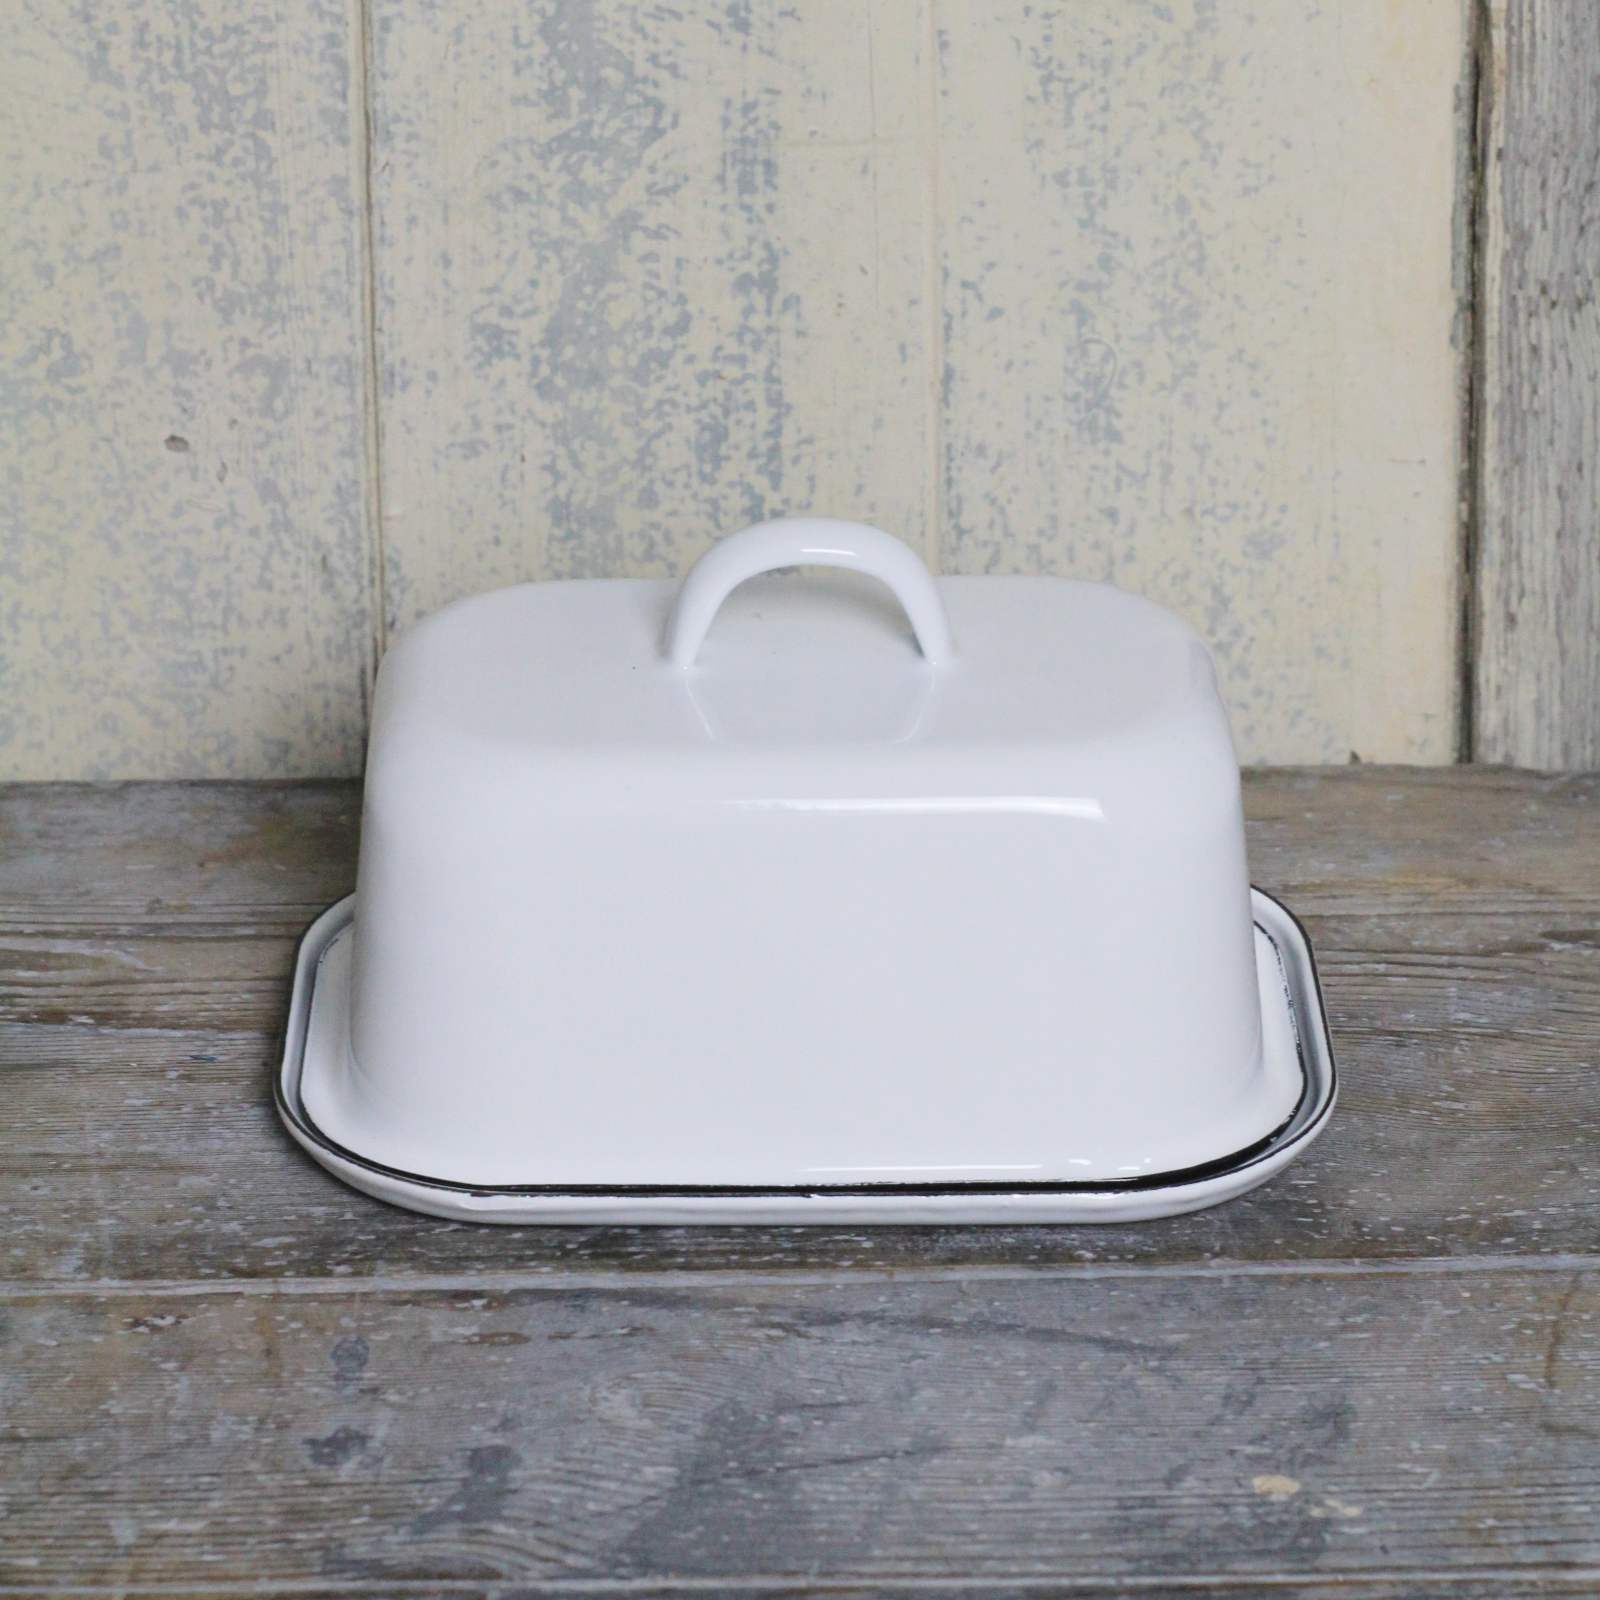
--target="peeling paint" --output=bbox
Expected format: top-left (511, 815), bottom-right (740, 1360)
top-left (0, 0), bottom-right (373, 779)
top-left (1252, 1473), bottom-right (1302, 1500)
top-left (937, 0), bottom-right (1466, 761)
top-left (1, 0), bottom-right (1468, 776)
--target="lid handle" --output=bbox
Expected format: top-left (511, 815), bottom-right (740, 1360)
top-left (665, 517), bottom-right (955, 669)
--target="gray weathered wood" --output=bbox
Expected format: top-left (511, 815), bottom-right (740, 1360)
top-left (2, 770), bottom-right (1598, 1589)
top-left (1, 770), bottom-right (1598, 1285)
top-left (1474, 0), bottom-right (1600, 767)
top-left (1, 1269), bottom-right (1596, 1588)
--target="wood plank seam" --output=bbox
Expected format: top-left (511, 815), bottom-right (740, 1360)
top-left (4, 1256), bottom-right (1598, 1303)
top-left (1, 1577), bottom-right (1599, 1596)
top-left (1461, 0), bottom-right (1490, 762)
top-left (352, 0), bottom-right (387, 698)
top-left (6, 1578), bottom-right (1600, 1595)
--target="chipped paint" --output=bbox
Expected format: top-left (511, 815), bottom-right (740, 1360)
top-left (1, 0), bottom-right (375, 779)
top-left (1252, 1473), bottom-right (1302, 1500)
top-left (937, 0), bottom-right (1467, 761)
top-left (368, 0), bottom-right (932, 630)
top-left (1, 0), bottom-right (1468, 776)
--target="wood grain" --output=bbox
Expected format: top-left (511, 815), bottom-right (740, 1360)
top-left (1, 1269), bottom-right (1595, 1587)
top-left (1, 770), bottom-right (1596, 1286)
top-left (2, 769), bottom-right (1597, 1588)
top-left (1475, 0), bottom-right (1600, 767)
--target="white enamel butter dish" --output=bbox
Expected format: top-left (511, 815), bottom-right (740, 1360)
top-left (278, 517), bottom-right (1335, 1223)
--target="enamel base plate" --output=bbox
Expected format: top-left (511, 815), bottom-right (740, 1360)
top-left (276, 890), bottom-right (1336, 1225)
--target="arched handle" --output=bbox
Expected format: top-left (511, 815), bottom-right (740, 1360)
top-left (664, 517), bottom-right (955, 669)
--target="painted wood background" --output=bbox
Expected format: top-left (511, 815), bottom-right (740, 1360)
top-left (1, 0), bottom-right (377, 779)
top-left (3, 1), bottom-right (1480, 777)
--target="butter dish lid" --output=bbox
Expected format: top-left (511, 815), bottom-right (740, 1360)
top-left (367, 517), bottom-right (1231, 780)
top-left (327, 518), bottom-right (1289, 1197)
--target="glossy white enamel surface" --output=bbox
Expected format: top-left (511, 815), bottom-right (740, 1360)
top-left (279, 889), bottom-right (1335, 1224)
top-left (312, 519), bottom-right (1296, 1192)
top-left (665, 517), bottom-right (955, 669)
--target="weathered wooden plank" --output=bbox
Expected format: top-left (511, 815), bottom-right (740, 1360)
top-left (0, 0), bottom-right (376, 780)
top-left (1, 1269), bottom-right (1595, 1585)
top-left (0, 1569), bottom-right (1592, 1594)
top-left (0, 1586), bottom-right (1588, 1600)
top-left (0, 1588), bottom-right (1589, 1600)
top-left (2, 914), bottom-right (1597, 1282)
top-left (1475, 0), bottom-right (1600, 768)
top-left (0, 934), bottom-right (292, 1031)
top-left (1240, 766), bottom-right (1600, 917)
top-left (935, 2), bottom-right (1470, 764)
top-left (4, 769), bottom-right (1595, 935)
top-left (367, 0), bottom-right (933, 630)
top-left (0, 781), bottom-right (360, 932)
top-left (0, 771), bottom-right (1596, 1284)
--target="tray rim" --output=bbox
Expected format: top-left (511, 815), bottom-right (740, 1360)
top-left (275, 888), bottom-right (1337, 1224)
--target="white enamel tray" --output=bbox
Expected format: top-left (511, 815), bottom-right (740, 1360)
top-left (276, 888), bottom-right (1336, 1225)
